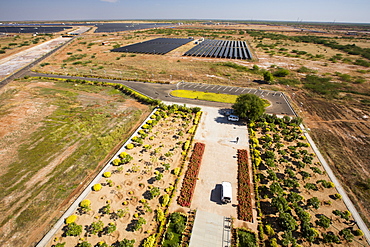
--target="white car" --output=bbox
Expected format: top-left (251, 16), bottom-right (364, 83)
top-left (221, 181), bottom-right (232, 204)
top-left (228, 115), bottom-right (239, 122)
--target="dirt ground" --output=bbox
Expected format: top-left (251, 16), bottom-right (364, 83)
top-left (252, 116), bottom-right (368, 246)
top-left (291, 92), bottom-right (370, 227)
top-left (46, 108), bottom-right (196, 247)
top-left (0, 80), bottom-right (151, 247)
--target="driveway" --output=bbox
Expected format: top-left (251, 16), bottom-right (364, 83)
top-left (190, 105), bottom-right (248, 218)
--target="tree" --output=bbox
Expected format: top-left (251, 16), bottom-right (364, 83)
top-left (307, 197), bottom-right (320, 209)
top-left (263, 71), bottom-right (274, 83)
top-left (279, 212), bottom-right (298, 231)
top-left (232, 93), bottom-right (265, 121)
top-left (316, 215), bottom-right (331, 229)
top-left (339, 228), bottom-right (354, 242)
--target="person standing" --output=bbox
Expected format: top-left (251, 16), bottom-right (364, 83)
top-left (236, 137), bottom-right (239, 143)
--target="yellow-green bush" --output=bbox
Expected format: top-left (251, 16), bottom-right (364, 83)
top-left (193, 111), bottom-right (202, 124)
top-left (119, 152), bottom-right (128, 158)
top-left (126, 143), bottom-right (134, 149)
top-left (93, 183), bottom-right (102, 191)
top-left (80, 199), bottom-right (91, 208)
top-left (188, 126), bottom-right (196, 134)
top-left (112, 158), bottom-right (121, 166)
top-left (160, 194), bottom-right (170, 207)
top-left (103, 172), bottom-right (111, 178)
top-left (183, 140), bottom-right (190, 151)
top-left (173, 167), bottom-right (180, 176)
top-left (65, 214), bottom-right (78, 224)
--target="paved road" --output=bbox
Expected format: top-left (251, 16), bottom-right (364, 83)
top-left (27, 72), bottom-right (296, 116)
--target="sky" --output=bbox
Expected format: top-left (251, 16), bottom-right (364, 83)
top-left (1, 0), bottom-right (369, 23)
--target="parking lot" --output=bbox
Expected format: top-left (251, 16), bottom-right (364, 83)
top-left (176, 82), bottom-right (296, 116)
top-left (190, 105), bottom-right (246, 217)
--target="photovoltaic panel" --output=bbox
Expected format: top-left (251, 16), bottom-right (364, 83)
top-left (183, 39), bottom-right (252, 60)
top-left (111, 38), bottom-right (193, 55)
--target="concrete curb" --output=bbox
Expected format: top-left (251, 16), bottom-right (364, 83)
top-left (36, 107), bottom-right (158, 247)
top-left (300, 124), bottom-right (370, 245)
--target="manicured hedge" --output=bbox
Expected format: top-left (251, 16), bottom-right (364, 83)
top-left (178, 142), bottom-right (205, 207)
top-left (237, 149), bottom-right (253, 222)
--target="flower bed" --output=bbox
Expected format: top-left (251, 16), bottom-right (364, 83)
top-left (237, 149), bottom-right (253, 222)
top-left (177, 142), bottom-right (206, 207)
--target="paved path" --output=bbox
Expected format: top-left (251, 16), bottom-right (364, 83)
top-left (0, 37), bottom-right (71, 79)
top-left (189, 210), bottom-right (231, 247)
top-left (301, 124), bottom-right (370, 245)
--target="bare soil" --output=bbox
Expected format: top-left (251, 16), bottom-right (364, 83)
top-left (292, 92), bottom-right (370, 227)
top-left (46, 109), bottom-right (196, 247)
top-left (0, 79), bottom-right (151, 247)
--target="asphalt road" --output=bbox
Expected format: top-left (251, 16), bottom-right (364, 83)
top-left (27, 72), bottom-right (296, 116)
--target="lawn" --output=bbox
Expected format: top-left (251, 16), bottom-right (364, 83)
top-left (170, 89), bottom-right (237, 103)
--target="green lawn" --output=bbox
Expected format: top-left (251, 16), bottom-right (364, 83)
top-left (170, 90), bottom-right (237, 103)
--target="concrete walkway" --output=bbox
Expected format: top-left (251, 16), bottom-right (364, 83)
top-left (191, 106), bottom-right (248, 218)
top-left (189, 210), bottom-right (231, 247)
top-left (301, 124), bottom-right (370, 245)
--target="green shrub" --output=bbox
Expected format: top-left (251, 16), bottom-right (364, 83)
top-left (64, 222), bottom-right (82, 236)
top-left (166, 231), bottom-right (174, 240)
top-left (90, 220), bottom-right (104, 235)
top-left (353, 229), bottom-right (364, 236)
top-left (339, 228), bottom-right (354, 242)
top-left (160, 194), bottom-right (170, 207)
top-left (316, 215), bottom-right (331, 229)
top-left (273, 68), bottom-right (290, 77)
top-left (307, 197), bottom-right (320, 209)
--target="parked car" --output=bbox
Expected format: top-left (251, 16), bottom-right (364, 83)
top-left (221, 181), bottom-right (232, 204)
top-left (228, 115), bottom-right (239, 122)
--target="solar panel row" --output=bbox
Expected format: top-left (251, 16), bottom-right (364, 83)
top-left (183, 39), bottom-right (253, 60)
top-left (111, 38), bottom-right (193, 55)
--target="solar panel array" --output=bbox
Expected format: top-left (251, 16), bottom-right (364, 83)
top-left (183, 39), bottom-right (253, 59)
top-left (111, 38), bottom-right (193, 55)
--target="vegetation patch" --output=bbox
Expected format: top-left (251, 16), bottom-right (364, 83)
top-left (178, 142), bottom-right (206, 207)
top-left (171, 89), bottom-right (237, 103)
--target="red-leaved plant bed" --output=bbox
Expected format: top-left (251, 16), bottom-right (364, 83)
top-left (178, 142), bottom-right (206, 207)
top-left (237, 149), bottom-right (253, 222)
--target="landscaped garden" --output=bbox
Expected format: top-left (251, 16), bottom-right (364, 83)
top-left (48, 104), bottom-right (202, 247)
top-left (248, 114), bottom-right (367, 246)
